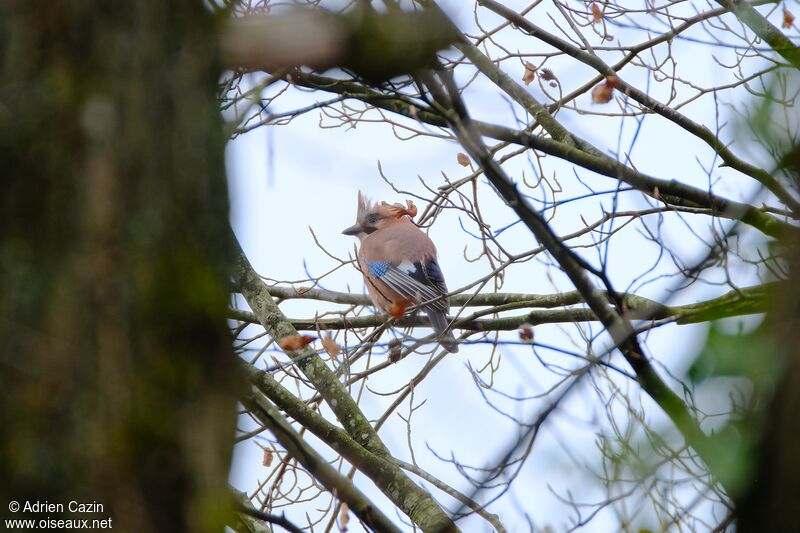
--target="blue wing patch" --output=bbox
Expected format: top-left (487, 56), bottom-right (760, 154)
top-left (366, 258), bottom-right (456, 351)
top-left (368, 261), bottom-right (390, 278)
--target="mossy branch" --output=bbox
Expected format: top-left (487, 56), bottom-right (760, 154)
top-left (286, 70), bottom-right (793, 238)
top-left (421, 64), bottom-right (739, 494)
top-left (243, 364), bottom-right (473, 532)
top-left (232, 235), bottom-right (460, 532)
top-left (229, 283), bottom-right (772, 330)
top-left (717, 0), bottom-right (800, 70)
top-left (231, 235), bottom-right (389, 455)
top-left (239, 391), bottom-right (403, 533)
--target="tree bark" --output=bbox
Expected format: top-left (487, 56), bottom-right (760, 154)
top-left (736, 189), bottom-right (800, 531)
top-left (0, 3), bottom-right (238, 531)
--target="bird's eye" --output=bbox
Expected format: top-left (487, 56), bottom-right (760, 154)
top-left (367, 214), bottom-right (379, 225)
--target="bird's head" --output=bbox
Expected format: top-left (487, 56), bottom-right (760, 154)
top-left (341, 191), bottom-right (418, 240)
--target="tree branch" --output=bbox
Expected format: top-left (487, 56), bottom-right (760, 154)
top-left (420, 64), bottom-right (737, 493)
top-left (232, 489), bottom-right (303, 533)
top-left (242, 364), bottom-right (463, 532)
top-left (477, 0), bottom-right (800, 214)
top-left (717, 0), bottom-right (800, 70)
top-left (285, 70), bottom-right (793, 237)
top-left (232, 235), bottom-right (389, 455)
top-left (229, 283), bottom-right (772, 330)
top-left (232, 235), bottom-right (460, 532)
top-left (239, 391), bottom-right (403, 533)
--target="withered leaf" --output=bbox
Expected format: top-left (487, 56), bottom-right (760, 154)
top-left (457, 152), bottom-right (470, 166)
top-left (591, 83), bottom-right (613, 104)
top-left (262, 449), bottom-right (273, 467)
top-left (278, 334), bottom-right (316, 351)
top-left (519, 323), bottom-right (534, 343)
top-left (591, 3), bottom-right (603, 24)
top-left (784, 8), bottom-right (795, 29)
top-left (591, 76), bottom-right (620, 104)
top-left (321, 331), bottom-right (342, 359)
top-left (339, 503), bottom-right (350, 532)
top-left (522, 61), bottom-right (536, 85)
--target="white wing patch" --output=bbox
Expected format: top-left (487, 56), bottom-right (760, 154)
top-left (397, 261), bottom-right (417, 274)
top-left (372, 264), bottom-right (448, 311)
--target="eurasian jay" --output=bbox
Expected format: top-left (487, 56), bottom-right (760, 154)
top-left (342, 192), bottom-right (458, 353)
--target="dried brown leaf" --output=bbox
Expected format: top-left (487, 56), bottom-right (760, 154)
top-left (262, 448), bottom-right (273, 467)
top-left (457, 152), bottom-right (470, 166)
top-left (339, 503), bottom-right (350, 531)
top-left (590, 3), bottom-right (603, 23)
top-left (784, 8), bottom-right (795, 29)
top-left (522, 61), bottom-right (536, 85)
top-left (278, 334), bottom-right (316, 351)
top-left (591, 84), bottom-right (613, 104)
top-left (591, 76), bottom-right (619, 104)
top-left (321, 331), bottom-right (342, 359)
top-left (518, 323), bottom-right (534, 343)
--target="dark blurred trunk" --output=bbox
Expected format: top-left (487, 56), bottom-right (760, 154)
top-left (0, 2), bottom-right (238, 531)
top-left (735, 150), bottom-right (800, 531)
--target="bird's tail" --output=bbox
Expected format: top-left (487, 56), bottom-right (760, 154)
top-left (426, 308), bottom-right (459, 353)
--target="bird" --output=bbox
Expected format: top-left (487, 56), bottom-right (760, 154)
top-left (342, 192), bottom-right (458, 353)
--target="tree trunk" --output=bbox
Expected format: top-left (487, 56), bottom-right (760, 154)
top-left (736, 243), bottom-right (800, 530)
top-left (0, 3), bottom-right (238, 531)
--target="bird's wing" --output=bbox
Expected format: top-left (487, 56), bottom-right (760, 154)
top-left (418, 257), bottom-right (449, 297)
top-left (366, 259), bottom-right (449, 311)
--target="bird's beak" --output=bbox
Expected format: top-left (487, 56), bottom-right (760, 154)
top-left (341, 224), bottom-right (362, 236)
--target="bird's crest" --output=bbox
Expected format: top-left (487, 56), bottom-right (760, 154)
top-left (356, 190), bottom-right (376, 221)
